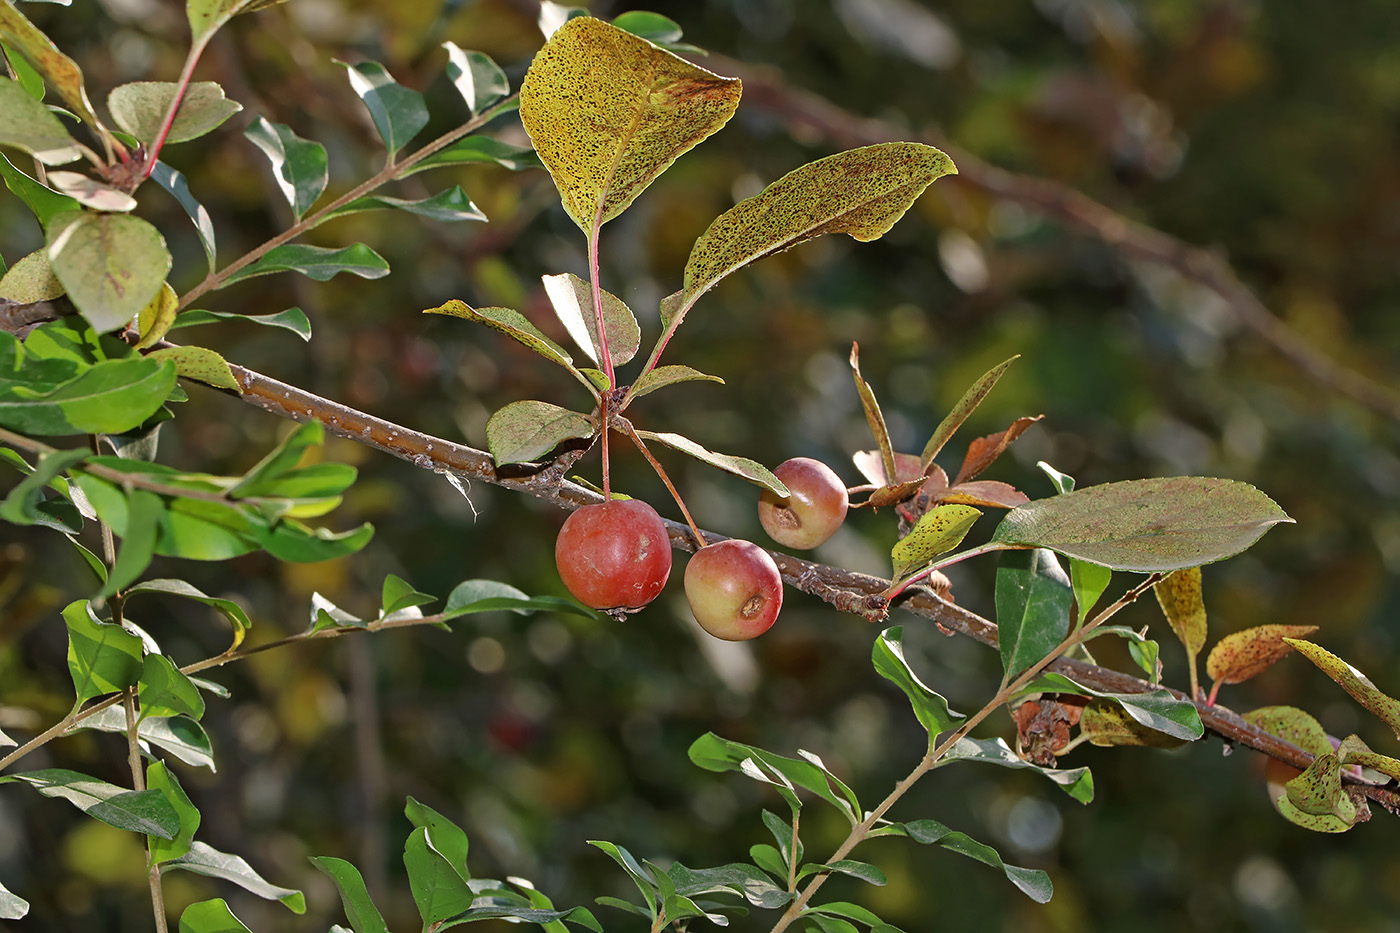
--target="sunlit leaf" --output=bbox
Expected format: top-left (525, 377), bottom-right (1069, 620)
top-left (243, 116), bottom-right (327, 220)
top-left (953, 416), bottom-right (1042, 486)
top-left (1206, 624), bottom-right (1318, 689)
top-left (937, 737), bottom-right (1093, 803)
top-left (0, 248), bottom-right (63, 302)
top-left (891, 503), bottom-right (981, 576)
top-left (145, 346), bottom-right (240, 391)
top-left (441, 578), bottom-right (595, 621)
top-left (404, 827), bottom-right (474, 925)
top-left (687, 733), bottom-right (858, 821)
top-left (0, 769), bottom-right (178, 838)
top-left (1285, 753), bottom-right (1351, 821)
top-left (849, 342), bottom-right (896, 485)
top-left (0, 74), bottom-right (80, 163)
top-left (138, 653), bottom-right (205, 721)
top-left (323, 186), bottom-right (486, 223)
top-left (75, 707), bottom-right (217, 771)
top-left (99, 487), bottom-right (161, 597)
top-left (0, 878), bottom-right (26, 920)
top-left (171, 306), bottom-right (311, 341)
top-left (541, 272), bottom-right (640, 367)
top-left (187, 0), bottom-right (293, 45)
top-left (0, 446), bottom-right (86, 526)
top-left (134, 282), bottom-right (178, 350)
top-left (519, 16), bottom-right (741, 231)
top-left (920, 356), bottom-right (1019, 469)
top-left (990, 477), bottom-right (1293, 571)
top-left (680, 142), bottom-right (955, 313)
top-left (63, 598), bottom-right (142, 703)
top-left (337, 59), bottom-right (428, 158)
top-left (635, 430), bottom-right (787, 495)
top-left (44, 170), bottom-right (136, 211)
top-left (442, 43), bottom-right (508, 114)
top-left (1285, 639), bottom-right (1400, 740)
top-left (178, 898), bottom-right (253, 933)
top-left (147, 760), bottom-right (198, 864)
top-left (107, 81), bottom-right (241, 144)
top-left (1, 152), bottom-right (78, 226)
top-left (486, 400), bottom-right (595, 465)
top-left (666, 862), bottom-right (791, 910)
top-left (221, 243), bottom-right (388, 285)
top-left (402, 135), bottom-right (542, 175)
top-left (1336, 734), bottom-right (1400, 782)
top-left (126, 577), bottom-right (252, 651)
top-left (164, 842), bottom-right (306, 913)
top-left (610, 11), bottom-right (701, 54)
top-left (1029, 672), bottom-right (1203, 741)
top-left (47, 210), bottom-right (171, 333)
top-left (1078, 700), bottom-right (1186, 748)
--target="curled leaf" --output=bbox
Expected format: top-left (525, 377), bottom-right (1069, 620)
top-left (920, 355), bottom-right (1019, 469)
top-left (1286, 639), bottom-right (1400, 741)
top-left (850, 342), bottom-right (895, 484)
top-left (1079, 700), bottom-right (1186, 749)
top-left (541, 272), bottom-right (639, 367)
top-left (485, 400), bottom-right (594, 466)
top-left (953, 415), bottom-right (1043, 485)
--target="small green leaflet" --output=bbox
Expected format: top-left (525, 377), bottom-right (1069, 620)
top-left (244, 116), bottom-right (327, 220)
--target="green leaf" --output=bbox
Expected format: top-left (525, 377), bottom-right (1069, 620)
top-left (107, 81), bottom-right (241, 144)
top-left (996, 548), bottom-right (1073, 681)
top-left (64, 599), bottom-right (142, 703)
top-left (1084, 625), bottom-right (1160, 681)
top-left (0, 353), bottom-right (175, 435)
top-left (442, 43), bottom-right (508, 114)
top-left (891, 503), bottom-right (981, 577)
top-left (609, 11), bottom-right (698, 52)
top-left (1337, 734), bottom-right (1400, 781)
top-left (936, 736), bottom-right (1094, 803)
top-left (46, 210), bottom-right (172, 333)
top-left (178, 898), bottom-right (253, 933)
top-left (627, 364), bottom-right (723, 401)
top-left (323, 186), bottom-right (487, 223)
top-left (0, 769), bottom-right (179, 838)
top-left (872, 627), bottom-right (963, 749)
top-left (0, 0), bottom-right (102, 129)
top-left (377, 574), bottom-right (435, 619)
top-left (1273, 793), bottom-right (1358, 833)
top-left (541, 272), bottom-right (640, 367)
top-left (486, 400), bottom-right (595, 466)
top-left (1, 152), bottom-right (79, 226)
top-left (666, 861), bottom-right (792, 910)
top-left (519, 15), bottom-right (742, 231)
top-left (99, 487), bottom-right (162, 597)
top-left (243, 116), bottom-right (327, 220)
top-left (220, 243), bottom-right (388, 285)
top-left (0, 248), bottom-right (63, 302)
top-left (149, 161), bottom-right (217, 274)
top-left (1069, 559), bottom-right (1111, 622)
top-left (147, 760), bottom-right (199, 864)
top-left (0, 75), bottom-right (80, 164)
top-left (804, 902), bottom-right (900, 931)
top-left (403, 797), bottom-right (470, 880)
top-left (749, 844), bottom-right (788, 883)
top-left (635, 430), bottom-right (788, 495)
top-left (880, 818), bottom-right (1052, 903)
top-left (687, 733), bottom-right (858, 822)
top-left (588, 840), bottom-right (658, 918)
top-left (310, 856), bottom-right (389, 933)
top-left (424, 301), bottom-right (582, 377)
top-left (1029, 672), bottom-right (1204, 741)
top-left (337, 59), bottom-right (428, 157)
top-left (0, 446), bottom-right (86, 525)
top-left (761, 810), bottom-right (803, 867)
top-left (2, 39), bottom-right (42, 99)
top-left (402, 135), bottom-right (542, 175)
top-left (139, 652), bottom-right (206, 721)
top-left (1285, 639), bottom-right (1400, 740)
top-left (251, 515), bottom-right (373, 563)
top-left (158, 497), bottom-right (258, 561)
top-left (920, 355), bottom-right (1019, 469)
top-left (134, 281), bottom-right (178, 350)
top-left (1077, 700), bottom-right (1187, 749)
top-left (163, 842), bottom-right (306, 913)
top-left (144, 346), bottom-right (240, 391)
top-left (76, 707), bottom-right (217, 771)
top-left (0, 877), bottom-right (27, 920)
top-left (1284, 753), bottom-right (1352, 821)
top-left (796, 860), bottom-right (887, 886)
top-left (170, 306), bottom-right (311, 341)
top-left (404, 826), bottom-right (475, 925)
top-left (990, 477), bottom-right (1293, 571)
top-left (441, 578), bottom-right (595, 621)
top-left (679, 142), bottom-right (955, 315)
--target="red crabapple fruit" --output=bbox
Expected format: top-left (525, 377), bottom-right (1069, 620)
top-left (684, 539), bottom-right (783, 640)
top-left (759, 457), bottom-right (849, 549)
top-left (555, 499), bottom-right (671, 611)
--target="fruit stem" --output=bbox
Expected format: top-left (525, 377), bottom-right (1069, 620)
top-left (619, 420), bottom-right (706, 550)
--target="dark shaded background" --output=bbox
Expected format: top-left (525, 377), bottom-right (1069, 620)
top-left (2, 1), bottom-right (1399, 930)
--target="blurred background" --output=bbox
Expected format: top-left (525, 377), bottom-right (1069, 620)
top-left (2, 0), bottom-right (1399, 930)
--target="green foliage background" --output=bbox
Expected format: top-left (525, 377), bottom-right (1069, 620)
top-left (2, 1), bottom-right (1398, 930)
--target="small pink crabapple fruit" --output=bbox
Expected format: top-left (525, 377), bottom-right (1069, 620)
top-left (555, 499), bottom-right (671, 611)
top-left (684, 539), bottom-right (783, 641)
top-left (758, 457), bottom-right (849, 550)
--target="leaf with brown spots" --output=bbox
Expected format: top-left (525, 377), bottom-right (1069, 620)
top-left (953, 415), bottom-right (1043, 485)
top-left (939, 480), bottom-right (1029, 510)
top-left (1205, 624), bottom-right (1317, 697)
top-left (0, 0), bottom-right (103, 132)
top-left (850, 343), bottom-right (897, 486)
top-left (1154, 566), bottom-right (1207, 662)
top-left (1336, 734), bottom-right (1400, 782)
top-left (1284, 753), bottom-right (1351, 820)
top-left (1079, 700), bottom-right (1187, 749)
top-left (519, 16), bottom-right (741, 233)
top-left (1286, 638), bottom-right (1400, 741)
top-left (921, 355), bottom-right (1020, 470)
top-left (1241, 705), bottom-right (1334, 758)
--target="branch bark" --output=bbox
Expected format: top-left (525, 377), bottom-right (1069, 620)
top-left (221, 358), bottom-right (1400, 817)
